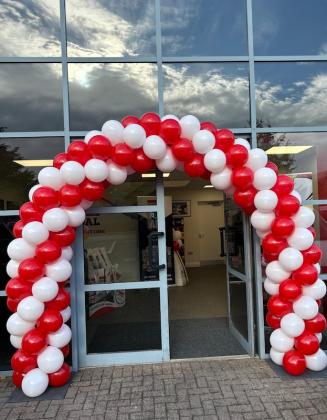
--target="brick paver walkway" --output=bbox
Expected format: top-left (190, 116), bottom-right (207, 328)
top-left (1, 357), bottom-right (327, 420)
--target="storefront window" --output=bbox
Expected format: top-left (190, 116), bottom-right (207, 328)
top-left (230, 278), bottom-right (248, 341)
top-left (0, 216), bottom-right (19, 291)
top-left (0, 296), bottom-right (16, 370)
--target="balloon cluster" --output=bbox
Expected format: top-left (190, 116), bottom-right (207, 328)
top-left (173, 229), bottom-right (182, 251)
top-left (5, 113), bottom-right (326, 398)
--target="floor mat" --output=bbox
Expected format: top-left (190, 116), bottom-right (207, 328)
top-left (266, 358), bottom-right (327, 381)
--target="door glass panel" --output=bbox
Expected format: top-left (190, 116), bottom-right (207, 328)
top-left (0, 216), bottom-right (20, 291)
top-left (0, 296), bottom-right (16, 370)
top-left (229, 278), bottom-right (248, 341)
top-left (226, 209), bottom-right (245, 274)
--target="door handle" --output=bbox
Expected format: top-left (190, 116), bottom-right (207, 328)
top-left (219, 227), bottom-right (226, 257)
top-left (148, 231), bottom-right (166, 269)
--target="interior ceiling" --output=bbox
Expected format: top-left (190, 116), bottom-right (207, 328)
top-left (163, 170), bottom-right (210, 190)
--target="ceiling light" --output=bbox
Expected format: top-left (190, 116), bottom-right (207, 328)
top-left (14, 160), bottom-right (54, 167)
top-left (204, 185), bottom-right (214, 188)
top-left (142, 173), bottom-right (170, 178)
top-left (266, 146), bottom-right (313, 155)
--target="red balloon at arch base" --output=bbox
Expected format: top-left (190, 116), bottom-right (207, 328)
top-left (7, 298), bottom-right (19, 312)
top-left (292, 263), bottom-right (318, 286)
top-left (283, 350), bottom-right (306, 376)
top-left (45, 289), bottom-right (71, 312)
top-left (262, 233), bottom-right (287, 256)
top-left (266, 312), bottom-right (281, 329)
top-left (6, 276), bottom-right (32, 301)
top-left (294, 330), bottom-right (320, 355)
top-left (11, 349), bottom-right (37, 374)
top-left (12, 370), bottom-right (25, 388)
top-left (271, 216), bottom-right (295, 239)
top-left (37, 309), bottom-right (63, 334)
top-left (279, 279), bottom-right (303, 302)
top-left (267, 295), bottom-right (293, 317)
top-left (13, 220), bottom-right (24, 238)
top-left (48, 362), bottom-right (71, 387)
top-left (18, 258), bottom-right (45, 283)
top-left (304, 313), bottom-right (327, 334)
top-left (22, 329), bottom-right (47, 355)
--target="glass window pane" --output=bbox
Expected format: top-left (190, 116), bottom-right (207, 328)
top-left (68, 63), bottom-right (158, 131)
top-left (257, 132), bottom-right (327, 201)
top-left (309, 205), bottom-right (327, 276)
top-left (253, 0), bottom-right (327, 56)
top-left (0, 296), bottom-right (16, 370)
top-left (226, 209), bottom-right (245, 275)
top-left (0, 1), bottom-right (61, 57)
top-left (0, 216), bottom-right (19, 290)
top-left (161, 0), bottom-right (247, 57)
top-left (85, 288), bottom-right (161, 354)
top-left (163, 63), bottom-right (250, 129)
top-left (66, 0), bottom-right (156, 57)
top-left (0, 137), bottom-right (64, 209)
top-left (230, 278), bottom-right (248, 341)
top-left (0, 64), bottom-right (64, 132)
top-left (255, 62), bottom-right (327, 127)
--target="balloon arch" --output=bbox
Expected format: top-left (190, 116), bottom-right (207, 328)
top-left (6, 113), bottom-right (327, 397)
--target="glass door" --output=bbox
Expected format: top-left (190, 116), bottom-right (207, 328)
top-left (224, 200), bottom-right (255, 356)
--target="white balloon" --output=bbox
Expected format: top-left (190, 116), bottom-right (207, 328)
top-left (173, 230), bottom-right (182, 241)
top-left (61, 246), bottom-right (73, 261)
top-left (45, 258), bottom-right (72, 283)
top-left (6, 260), bottom-right (20, 278)
top-left (176, 160), bottom-right (185, 171)
top-left (47, 324), bottom-right (72, 348)
top-left (84, 130), bottom-right (101, 144)
top-left (287, 227), bottom-right (314, 251)
top-left (253, 168), bottom-right (277, 190)
top-left (270, 347), bottom-right (285, 366)
top-left (106, 159), bottom-right (128, 185)
top-left (42, 208), bottom-right (69, 232)
top-left (156, 147), bottom-right (177, 172)
top-left (6, 313), bottom-right (35, 336)
top-left (280, 313), bottom-right (305, 338)
top-left (204, 149), bottom-right (226, 173)
top-left (32, 277), bottom-right (59, 303)
top-left (126, 165), bottom-right (135, 176)
top-left (305, 349), bottom-right (327, 371)
top-left (84, 159), bottom-right (108, 183)
top-left (256, 229), bottom-right (271, 239)
top-left (143, 135), bottom-right (166, 160)
top-left (290, 190), bottom-right (302, 204)
top-left (292, 207), bottom-right (315, 229)
top-left (314, 263), bottom-right (321, 274)
top-left (293, 296), bottom-right (318, 320)
top-left (264, 278), bottom-right (280, 295)
top-left (37, 346), bottom-right (64, 374)
top-left (302, 279), bottom-right (326, 300)
top-left (62, 205), bottom-right (85, 227)
top-left (223, 185), bottom-right (236, 196)
top-left (161, 114), bottom-right (179, 122)
top-left (102, 120), bottom-right (124, 146)
top-left (177, 239), bottom-right (182, 248)
top-left (7, 239), bottom-right (35, 261)
top-left (192, 130), bottom-right (215, 154)
top-left (80, 198), bottom-right (93, 210)
top-left (60, 306), bottom-right (71, 323)
top-left (10, 334), bottom-right (23, 349)
top-left (22, 368), bottom-right (49, 398)
top-left (245, 148), bottom-right (268, 172)
top-left (315, 333), bottom-right (322, 343)
top-left (123, 124), bottom-right (146, 149)
top-left (254, 190), bottom-right (278, 213)
top-left (210, 167), bottom-right (232, 190)
top-left (60, 161), bottom-right (85, 185)
top-left (22, 222), bottom-right (49, 246)
top-left (278, 248), bottom-right (304, 272)
top-left (266, 261), bottom-right (291, 284)
top-left (17, 296), bottom-right (44, 322)
top-left (179, 115), bottom-right (200, 140)
top-left (251, 210), bottom-right (275, 231)
top-left (28, 184), bottom-right (42, 202)
top-left (270, 328), bottom-right (294, 353)
top-left (234, 138), bottom-right (251, 151)
top-left (38, 167), bottom-right (65, 191)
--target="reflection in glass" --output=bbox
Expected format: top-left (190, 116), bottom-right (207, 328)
top-left (308, 205), bottom-right (327, 277)
top-left (160, 0), bottom-right (247, 57)
top-left (163, 63), bottom-right (250, 129)
top-left (253, 0), bottom-right (327, 56)
top-left (0, 216), bottom-right (19, 290)
top-left (68, 63), bottom-right (158, 131)
top-left (66, 0), bottom-right (156, 57)
top-left (255, 62), bottom-right (327, 127)
top-left (0, 64), bottom-right (64, 132)
top-left (226, 209), bottom-right (245, 275)
top-left (230, 279), bottom-right (248, 341)
top-left (0, 1), bottom-right (61, 57)
top-left (0, 297), bottom-right (16, 369)
top-left (85, 289), bottom-right (161, 354)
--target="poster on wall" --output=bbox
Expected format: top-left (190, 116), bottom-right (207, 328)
top-left (172, 218), bottom-right (185, 262)
top-left (172, 200), bottom-right (191, 217)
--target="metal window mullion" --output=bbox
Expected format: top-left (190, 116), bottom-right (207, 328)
top-left (254, 55), bottom-right (327, 62)
top-left (0, 211), bottom-right (19, 216)
top-left (155, 0), bottom-right (164, 117)
top-left (85, 205), bottom-right (159, 215)
top-left (84, 282), bottom-right (160, 292)
top-left (257, 127), bottom-right (327, 133)
top-left (162, 56), bottom-right (249, 63)
top-left (0, 132), bottom-right (65, 138)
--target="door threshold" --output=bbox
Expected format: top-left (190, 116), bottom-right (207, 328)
top-left (171, 354), bottom-right (254, 363)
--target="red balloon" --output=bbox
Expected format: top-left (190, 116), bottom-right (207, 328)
top-left (301, 244), bottom-right (322, 265)
top-left (304, 313), bottom-right (327, 334)
top-left (214, 129), bottom-right (235, 152)
top-left (266, 312), bottom-right (281, 329)
top-left (275, 195), bottom-right (300, 217)
top-left (37, 309), bottom-right (63, 334)
top-left (79, 178), bottom-right (104, 202)
top-left (18, 258), bottom-right (44, 283)
top-left (271, 216), bottom-right (295, 239)
top-left (227, 145), bottom-right (249, 168)
top-left (307, 226), bottom-right (316, 240)
top-left (12, 371), bottom-right (25, 388)
top-left (267, 295), bottom-right (293, 317)
top-left (263, 251), bottom-right (278, 262)
top-left (234, 187), bottom-right (257, 208)
top-left (283, 350), bottom-right (306, 376)
top-left (7, 298), bottom-right (19, 312)
top-left (60, 344), bottom-right (70, 358)
top-left (19, 202), bottom-right (44, 224)
top-left (53, 153), bottom-right (69, 170)
top-left (265, 162), bottom-right (278, 176)
top-left (171, 138), bottom-right (194, 162)
top-left (173, 241), bottom-right (180, 251)
top-left (46, 288), bottom-right (71, 311)
top-left (201, 169), bottom-right (211, 180)
top-left (294, 330), bottom-right (320, 355)
top-left (48, 226), bottom-right (76, 247)
top-left (184, 154), bottom-right (206, 178)
top-left (57, 279), bottom-right (68, 288)
top-left (200, 122), bottom-right (217, 134)
top-left (231, 166), bottom-right (254, 190)
top-left (262, 233), bottom-right (287, 256)
top-left (32, 187), bottom-right (58, 211)
top-left (35, 240), bottom-right (62, 264)
top-left (58, 185), bottom-right (83, 207)
top-left (121, 115), bottom-right (139, 127)
top-left (131, 148), bottom-right (153, 173)
top-left (48, 362), bottom-right (71, 387)
top-left (11, 349), bottom-right (37, 374)
top-left (102, 179), bottom-right (110, 189)
top-left (13, 220), bottom-right (24, 238)
top-left (271, 175), bottom-right (294, 197)
top-left (159, 119), bottom-right (181, 145)
top-left (88, 135), bottom-right (112, 160)
top-left (67, 141), bottom-right (92, 166)
top-left (243, 205), bottom-right (256, 216)
top-left (6, 276), bottom-right (32, 301)
top-left (292, 263), bottom-right (318, 286)
top-left (316, 299), bottom-right (321, 307)
top-left (279, 279), bottom-right (303, 302)
top-left (140, 113), bottom-right (161, 136)
top-left (111, 143), bottom-right (134, 167)
top-left (22, 329), bottom-right (47, 355)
